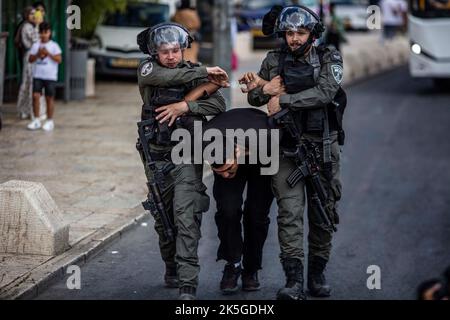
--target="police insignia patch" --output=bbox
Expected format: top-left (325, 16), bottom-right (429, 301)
top-left (331, 51), bottom-right (342, 62)
top-left (331, 64), bottom-right (343, 84)
top-left (141, 62), bottom-right (153, 77)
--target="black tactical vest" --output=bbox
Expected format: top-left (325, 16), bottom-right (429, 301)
top-left (141, 86), bottom-right (205, 147)
top-left (279, 46), bottom-right (347, 146)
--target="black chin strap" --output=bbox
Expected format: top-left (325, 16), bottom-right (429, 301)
top-left (283, 34), bottom-right (314, 58)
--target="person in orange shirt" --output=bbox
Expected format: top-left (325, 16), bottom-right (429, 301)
top-left (171, 0), bottom-right (201, 63)
top-left (429, 0), bottom-right (450, 9)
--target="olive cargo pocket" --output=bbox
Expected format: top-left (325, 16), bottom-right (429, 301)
top-left (330, 179), bottom-right (342, 225)
top-left (194, 182), bottom-right (210, 213)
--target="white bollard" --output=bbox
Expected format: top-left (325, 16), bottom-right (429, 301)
top-left (0, 180), bottom-right (70, 256)
top-left (85, 58), bottom-right (96, 98)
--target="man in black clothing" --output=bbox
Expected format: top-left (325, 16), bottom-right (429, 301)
top-left (203, 108), bottom-right (275, 294)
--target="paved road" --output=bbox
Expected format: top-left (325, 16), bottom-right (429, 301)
top-left (35, 66), bottom-right (450, 300)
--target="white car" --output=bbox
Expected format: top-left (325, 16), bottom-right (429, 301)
top-left (332, 0), bottom-right (369, 31)
top-left (89, 2), bottom-right (171, 77)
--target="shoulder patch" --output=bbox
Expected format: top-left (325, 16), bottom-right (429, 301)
top-left (331, 51), bottom-right (342, 62)
top-left (140, 62), bottom-right (153, 77)
top-left (331, 64), bottom-right (343, 84)
top-left (330, 50), bottom-right (343, 63)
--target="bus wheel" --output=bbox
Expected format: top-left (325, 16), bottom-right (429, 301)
top-left (433, 78), bottom-right (450, 91)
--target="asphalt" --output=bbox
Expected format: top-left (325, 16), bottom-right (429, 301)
top-left (34, 66), bottom-right (450, 300)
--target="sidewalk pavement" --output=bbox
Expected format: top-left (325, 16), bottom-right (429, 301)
top-left (0, 81), bottom-right (148, 299)
top-left (0, 31), bottom-right (409, 300)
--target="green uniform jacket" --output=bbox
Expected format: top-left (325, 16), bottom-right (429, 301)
top-left (137, 58), bottom-right (226, 116)
top-left (247, 46), bottom-right (343, 110)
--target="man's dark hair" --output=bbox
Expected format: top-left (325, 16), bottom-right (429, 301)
top-left (22, 6), bottom-right (35, 20)
top-left (33, 1), bottom-right (46, 11)
top-left (417, 279), bottom-right (440, 300)
top-left (39, 21), bottom-right (51, 33)
top-left (178, 0), bottom-right (193, 9)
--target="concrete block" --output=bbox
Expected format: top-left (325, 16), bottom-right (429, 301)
top-left (0, 180), bottom-right (70, 256)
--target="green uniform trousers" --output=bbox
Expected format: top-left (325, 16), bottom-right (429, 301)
top-left (272, 131), bottom-right (342, 264)
top-left (140, 150), bottom-right (209, 288)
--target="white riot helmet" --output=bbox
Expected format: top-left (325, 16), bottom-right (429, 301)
top-left (146, 23), bottom-right (192, 56)
top-left (274, 6), bottom-right (324, 39)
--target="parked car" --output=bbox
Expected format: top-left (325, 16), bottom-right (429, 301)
top-left (235, 0), bottom-right (331, 49)
top-left (331, 0), bottom-right (369, 31)
top-left (236, 0), bottom-right (295, 49)
top-left (88, 2), bottom-right (170, 77)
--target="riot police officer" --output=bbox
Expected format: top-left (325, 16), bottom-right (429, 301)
top-left (247, 6), bottom-right (345, 300)
top-left (136, 22), bottom-right (227, 300)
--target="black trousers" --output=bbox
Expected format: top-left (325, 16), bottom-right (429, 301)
top-left (213, 164), bottom-right (274, 273)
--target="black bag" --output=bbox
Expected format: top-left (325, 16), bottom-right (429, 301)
top-left (317, 46), bottom-right (347, 145)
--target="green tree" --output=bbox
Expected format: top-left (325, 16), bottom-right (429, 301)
top-left (72, 0), bottom-right (128, 38)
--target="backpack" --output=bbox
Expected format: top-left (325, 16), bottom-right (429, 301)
top-left (317, 46), bottom-right (347, 145)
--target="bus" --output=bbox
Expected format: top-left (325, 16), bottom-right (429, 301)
top-left (408, 0), bottom-right (450, 87)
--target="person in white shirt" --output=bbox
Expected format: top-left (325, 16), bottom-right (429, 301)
top-left (380, 0), bottom-right (407, 40)
top-left (27, 22), bottom-right (62, 131)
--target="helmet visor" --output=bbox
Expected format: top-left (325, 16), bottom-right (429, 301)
top-left (148, 24), bottom-right (189, 54)
top-left (275, 6), bottom-right (318, 33)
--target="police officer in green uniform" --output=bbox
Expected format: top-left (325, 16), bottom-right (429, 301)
top-left (246, 6), bottom-right (345, 300)
top-left (136, 23), bottom-right (227, 300)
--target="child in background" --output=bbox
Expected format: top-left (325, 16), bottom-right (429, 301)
top-left (27, 22), bottom-right (62, 131)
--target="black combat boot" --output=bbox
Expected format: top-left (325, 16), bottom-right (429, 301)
top-left (164, 264), bottom-right (179, 288)
top-left (307, 256), bottom-right (331, 297)
top-left (220, 263), bottom-right (242, 294)
top-left (179, 286), bottom-right (196, 300)
top-left (276, 258), bottom-right (306, 300)
top-left (242, 270), bottom-right (260, 291)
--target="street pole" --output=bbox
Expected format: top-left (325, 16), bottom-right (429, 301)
top-left (0, 0), bottom-right (2, 32)
top-left (212, 0), bottom-right (233, 107)
top-left (64, 0), bottom-right (71, 102)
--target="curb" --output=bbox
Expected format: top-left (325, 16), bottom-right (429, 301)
top-left (343, 36), bottom-right (409, 85)
top-left (0, 206), bottom-right (148, 300)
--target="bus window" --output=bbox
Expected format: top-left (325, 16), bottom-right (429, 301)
top-left (410, 0), bottom-right (450, 18)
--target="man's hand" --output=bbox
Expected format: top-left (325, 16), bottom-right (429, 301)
top-left (239, 72), bottom-right (260, 85)
top-left (206, 66), bottom-right (229, 87)
top-left (206, 66), bottom-right (228, 78)
top-left (208, 74), bottom-right (230, 88)
top-left (263, 75), bottom-right (285, 96)
top-left (38, 47), bottom-right (47, 59)
top-left (267, 95), bottom-right (281, 116)
top-left (155, 101), bottom-right (189, 127)
top-left (238, 72), bottom-right (266, 93)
